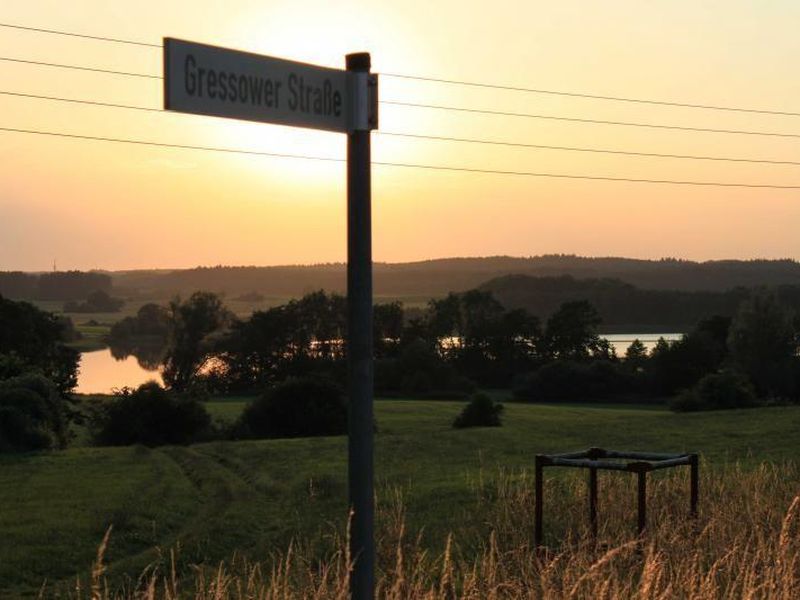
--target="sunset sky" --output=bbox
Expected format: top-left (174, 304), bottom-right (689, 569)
top-left (2, 1), bottom-right (800, 271)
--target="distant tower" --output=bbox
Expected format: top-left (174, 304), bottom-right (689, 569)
top-left (53, 259), bottom-right (57, 273)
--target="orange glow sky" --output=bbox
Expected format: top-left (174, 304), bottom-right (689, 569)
top-left (2, 1), bottom-right (800, 271)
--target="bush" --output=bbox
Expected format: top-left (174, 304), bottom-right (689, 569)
top-left (0, 374), bottom-right (68, 452)
top-left (235, 377), bottom-right (346, 439)
top-left (89, 382), bottom-right (211, 446)
top-left (453, 393), bottom-right (504, 429)
top-left (670, 370), bottom-right (760, 412)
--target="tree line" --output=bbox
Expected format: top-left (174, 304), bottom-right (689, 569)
top-left (113, 286), bottom-right (800, 407)
top-left (3, 280), bottom-right (800, 453)
top-left (0, 271), bottom-right (112, 301)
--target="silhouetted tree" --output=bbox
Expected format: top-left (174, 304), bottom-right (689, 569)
top-left (648, 317), bottom-right (731, 395)
top-left (625, 339), bottom-right (648, 371)
top-left (0, 295), bottom-right (78, 397)
top-left (163, 292), bottom-right (231, 391)
top-left (217, 304), bottom-right (299, 392)
top-left (427, 293), bottom-right (462, 354)
top-left (727, 292), bottom-right (796, 397)
top-left (545, 300), bottom-right (603, 360)
top-left (374, 301), bottom-right (404, 358)
top-left (109, 303), bottom-right (171, 368)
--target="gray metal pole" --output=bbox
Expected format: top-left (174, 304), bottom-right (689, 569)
top-left (588, 466), bottom-right (598, 540)
top-left (534, 455), bottom-right (544, 547)
top-left (346, 51), bottom-right (374, 600)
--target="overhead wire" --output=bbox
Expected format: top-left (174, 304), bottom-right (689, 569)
top-left (0, 56), bottom-right (159, 79)
top-left (0, 90), bottom-right (161, 113)
top-left (2, 55), bottom-right (799, 139)
top-left (0, 126), bottom-right (344, 163)
top-left (382, 100), bottom-right (800, 139)
top-left (0, 22), bottom-right (161, 48)
top-left (380, 72), bottom-right (800, 118)
top-left (3, 89), bottom-right (799, 167)
top-left (2, 21), bottom-right (798, 118)
top-left (377, 131), bottom-right (800, 167)
top-left (1, 125), bottom-right (800, 189)
top-left (1, 21), bottom-right (800, 189)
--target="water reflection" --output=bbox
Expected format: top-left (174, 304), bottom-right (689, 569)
top-left (77, 348), bottom-right (164, 394)
top-left (108, 340), bottom-right (166, 371)
top-left (602, 333), bottom-right (682, 353)
top-left (77, 333), bottom-right (684, 395)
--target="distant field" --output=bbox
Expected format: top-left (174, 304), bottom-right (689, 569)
top-left (1, 400), bottom-right (800, 596)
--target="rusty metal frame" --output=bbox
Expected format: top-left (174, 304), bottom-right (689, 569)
top-left (534, 447), bottom-right (699, 546)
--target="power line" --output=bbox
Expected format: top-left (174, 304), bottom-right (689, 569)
top-left (0, 56), bottom-right (159, 79)
top-left (378, 131), bottom-right (800, 167)
top-left (373, 160), bottom-right (800, 188)
top-left (0, 90), bottom-right (160, 113)
top-left (5, 89), bottom-right (799, 167)
top-left (4, 54), bottom-right (800, 139)
top-left (4, 49), bottom-right (800, 142)
top-left (0, 126), bottom-right (344, 162)
top-left (382, 72), bottom-right (800, 118)
top-left (2, 125), bottom-right (799, 189)
top-left (2, 20), bottom-right (798, 119)
top-left (0, 22), bottom-right (160, 48)
top-left (383, 100), bottom-right (800, 139)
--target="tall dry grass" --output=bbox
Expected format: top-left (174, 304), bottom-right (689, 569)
top-left (54, 461), bottom-right (799, 599)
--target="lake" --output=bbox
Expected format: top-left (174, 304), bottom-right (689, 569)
top-left (76, 349), bottom-right (163, 395)
top-left (76, 333), bottom-right (683, 394)
top-left (601, 333), bottom-right (682, 353)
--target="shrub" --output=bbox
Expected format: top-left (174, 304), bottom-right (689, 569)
top-left (453, 393), bottom-right (504, 429)
top-left (89, 382), bottom-right (211, 446)
top-left (235, 377), bottom-right (346, 439)
top-left (670, 370), bottom-right (760, 412)
top-left (0, 374), bottom-right (68, 452)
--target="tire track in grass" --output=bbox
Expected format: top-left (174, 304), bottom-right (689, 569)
top-left (44, 446), bottom-right (199, 596)
top-left (67, 445), bottom-right (253, 591)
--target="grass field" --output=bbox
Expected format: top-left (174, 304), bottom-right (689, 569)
top-left (1, 400), bottom-right (799, 597)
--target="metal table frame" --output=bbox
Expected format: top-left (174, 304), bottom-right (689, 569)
top-left (534, 447), bottom-right (699, 546)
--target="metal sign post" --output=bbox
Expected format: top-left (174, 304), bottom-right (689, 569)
top-left (346, 52), bottom-right (375, 600)
top-left (164, 40), bottom-right (378, 599)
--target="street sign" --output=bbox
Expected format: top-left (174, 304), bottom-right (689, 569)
top-left (164, 39), bottom-right (378, 599)
top-left (164, 38), bottom-right (358, 133)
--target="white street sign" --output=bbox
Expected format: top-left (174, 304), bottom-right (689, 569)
top-left (164, 38), bottom-right (353, 132)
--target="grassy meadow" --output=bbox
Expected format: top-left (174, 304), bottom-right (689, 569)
top-left (1, 399), bottom-right (800, 597)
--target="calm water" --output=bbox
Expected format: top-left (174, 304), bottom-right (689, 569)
top-left (76, 333), bottom-right (683, 395)
top-left (76, 349), bottom-right (163, 395)
top-left (602, 333), bottom-right (682, 353)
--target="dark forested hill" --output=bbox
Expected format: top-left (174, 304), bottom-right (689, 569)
top-left (0, 271), bottom-right (112, 300)
top-left (107, 256), bottom-right (800, 300)
top-left (480, 274), bottom-right (800, 331)
top-left (480, 275), bottom-right (737, 331)
top-left (5, 256), bottom-right (800, 306)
